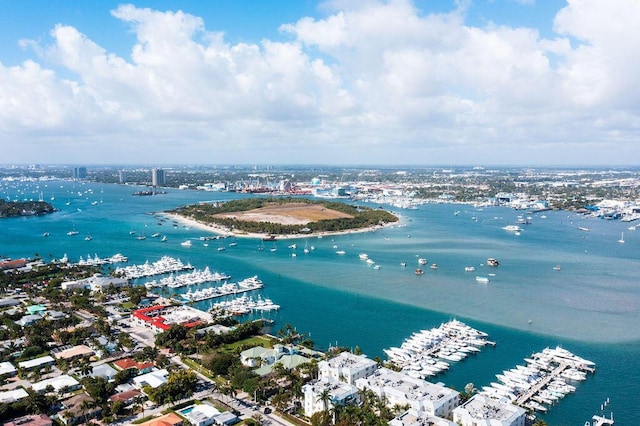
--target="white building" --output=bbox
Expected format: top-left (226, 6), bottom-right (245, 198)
top-left (302, 379), bottom-right (360, 418)
top-left (184, 404), bottom-right (221, 426)
top-left (0, 361), bottom-right (17, 377)
top-left (133, 368), bottom-right (169, 389)
top-left (0, 388), bottom-right (29, 403)
top-left (32, 375), bottom-right (81, 394)
top-left (452, 394), bottom-right (526, 426)
top-left (355, 367), bottom-right (459, 419)
top-left (319, 351), bottom-right (378, 385)
top-left (389, 408), bottom-right (457, 426)
top-left (18, 355), bottom-right (55, 371)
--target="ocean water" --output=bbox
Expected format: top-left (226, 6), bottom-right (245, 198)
top-left (1, 180), bottom-right (638, 424)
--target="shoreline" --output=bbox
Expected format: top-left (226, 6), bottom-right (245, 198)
top-left (161, 212), bottom-right (399, 240)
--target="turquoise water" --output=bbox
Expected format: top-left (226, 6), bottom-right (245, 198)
top-left (1, 180), bottom-right (638, 424)
top-left (179, 405), bottom-right (194, 416)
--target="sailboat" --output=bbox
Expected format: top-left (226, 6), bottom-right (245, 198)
top-left (303, 240), bottom-right (310, 254)
top-left (618, 232), bottom-right (625, 244)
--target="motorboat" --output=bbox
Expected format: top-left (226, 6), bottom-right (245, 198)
top-left (181, 240), bottom-right (192, 247)
top-left (476, 276), bottom-right (490, 284)
top-left (486, 258), bottom-right (499, 266)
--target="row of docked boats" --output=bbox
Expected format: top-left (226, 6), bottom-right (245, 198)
top-left (182, 276), bottom-right (264, 302)
top-left (383, 320), bottom-right (494, 379)
top-left (114, 256), bottom-right (193, 279)
top-left (143, 266), bottom-right (231, 289)
top-left (478, 346), bottom-right (595, 414)
top-left (210, 294), bottom-right (280, 316)
top-left (65, 252), bottom-right (129, 266)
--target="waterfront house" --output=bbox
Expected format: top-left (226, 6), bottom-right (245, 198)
top-left (389, 409), bottom-right (456, 426)
top-left (318, 351), bottom-right (378, 385)
top-left (452, 394), bottom-right (526, 426)
top-left (355, 367), bottom-right (459, 419)
top-left (302, 378), bottom-right (360, 417)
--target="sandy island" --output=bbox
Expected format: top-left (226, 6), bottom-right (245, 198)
top-left (161, 212), bottom-right (398, 240)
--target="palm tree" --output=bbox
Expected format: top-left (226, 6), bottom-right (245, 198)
top-left (78, 360), bottom-right (93, 377)
top-left (317, 389), bottom-right (332, 415)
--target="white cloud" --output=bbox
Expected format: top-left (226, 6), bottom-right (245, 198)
top-left (0, 0), bottom-right (639, 165)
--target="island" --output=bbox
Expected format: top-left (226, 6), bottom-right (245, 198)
top-left (0, 198), bottom-right (56, 218)
top-left (166, 197), bottom-right (399, 239)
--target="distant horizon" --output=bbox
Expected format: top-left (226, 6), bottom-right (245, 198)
top-left (3, 163), bottom-right (640, 171)
top-left (1, 1), bottom-right (640, 165)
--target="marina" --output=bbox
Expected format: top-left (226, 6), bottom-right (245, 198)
top-left (181, 276), bottom-right (264, 302)
top-left (478, 346), bottom-right (595, 415)
top-left (383, 320), bottom-right (494, 378)
top-left (210, 294), bottom-right (280, 316)
top-left (142, 266), bottom-right (231, 289)
top-left (114, 256), bottom-right (193, 279)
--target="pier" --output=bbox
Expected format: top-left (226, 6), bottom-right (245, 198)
top-left (479, 346), bottom-right (596, 416)
top-left (515, 361), bottom-right (568, 405)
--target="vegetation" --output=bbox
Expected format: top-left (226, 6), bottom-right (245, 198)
top-left (0, 198), bottom-right (56, 218)
top-left (170, 197), bottom-right (398, 235)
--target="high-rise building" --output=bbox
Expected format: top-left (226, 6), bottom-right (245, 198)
top-left (119, 170), bottom-right (127, 184)
top-left (151, 168), bottom-right (165, 186)
top-left (73, 167), bottom-right (87, 179)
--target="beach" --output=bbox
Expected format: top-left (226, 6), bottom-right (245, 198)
top-left (162, 211), bottom-right (397, 240)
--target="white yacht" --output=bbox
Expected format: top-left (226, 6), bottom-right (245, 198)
top-left (181, 240), bottom-right (192, 247)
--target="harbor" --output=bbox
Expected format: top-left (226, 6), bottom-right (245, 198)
top-left (383, 320), bottom-right (494, 378)
top-left (114, 255), bottom-right (194, 279)
top-left (142, 266), bottom-right (231, 289)
top-left (478, 346), bottom-right (595, 414)
top-left (181, 276), bottom-right (264, 302)
top-left (210, 294), bottom-right (281, 316)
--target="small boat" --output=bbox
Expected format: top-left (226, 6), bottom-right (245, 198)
top-left (217, 246), bottom-right (226, 251)
top-left (67, 230), bottom-right (79, 236)
top-left (418, 258), bottom-right (427, 265)
top-left (359, 253), bottom-right (369, 260)
top-left (415, 269), bottom-right (424, 275)
top-left (42, 232), bottom-right (50, 237)
top-left (430, 264), bottom-right (438, 270)
top-left (161, 236), bottom-right (167, 242)
top-left (136, 235), bottom-right (146, 240)
top-left (373, 265), bottom-right (381, 270)
top-left (151, 233), bottom-right (161, 238)
top-left (617, 232), bottom-right (625, 244)
top-left (464, 266), bottom-right (475, 272)
top-left (553, 265), bottom-right (562, 271)
top-left (578, 226), bottom-right (590, 232)
top-left (400, 262), bottom-right (407, 267)
top-left (336, 250), bottom-right (346, 255)
top-left (181, 240), bottom-right (192, 247)
top-left (486, 258), bottom-right (499, 267)
top-left (84, 235), bottom-right (92, 241)
top-left (476, 276), bottom-right (490, 283)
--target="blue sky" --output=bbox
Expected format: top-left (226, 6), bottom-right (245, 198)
top-left (1, 0), bottom-right (639, 166)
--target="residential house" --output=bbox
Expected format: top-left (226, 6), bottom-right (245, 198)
top-left (58, 394), bottom-right (102, 425)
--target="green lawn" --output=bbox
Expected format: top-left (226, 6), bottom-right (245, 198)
top-left (219, 335), bottom-right (274, 353)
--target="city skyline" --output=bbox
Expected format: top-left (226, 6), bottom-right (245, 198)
top-left (1, 0), bottom-right (639, 166)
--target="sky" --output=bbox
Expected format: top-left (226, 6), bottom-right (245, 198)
top-left (1, 0), bottom-right (639, 166)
